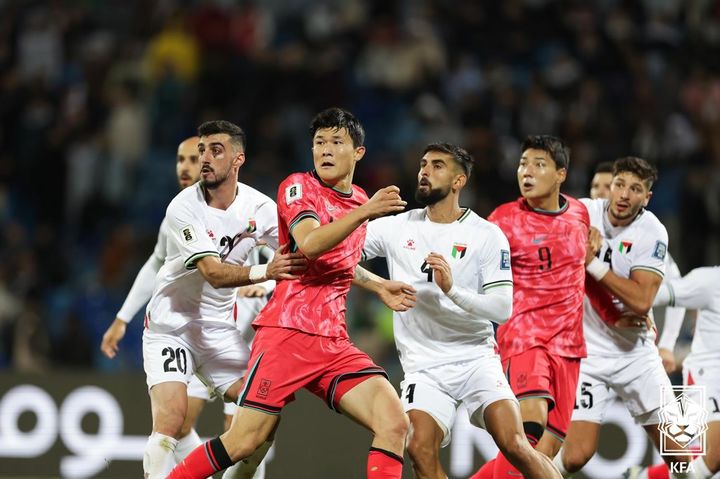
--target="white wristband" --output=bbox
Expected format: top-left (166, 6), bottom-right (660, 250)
top-left (586, 257), bottom-right (610, 281)
top-left (249, 264), bottom-right (268, 284)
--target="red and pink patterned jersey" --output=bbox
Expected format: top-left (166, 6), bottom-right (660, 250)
top-left (253, 171), bottom-right (368, 338)
top-left (488, 195), bottom-right (589, 359)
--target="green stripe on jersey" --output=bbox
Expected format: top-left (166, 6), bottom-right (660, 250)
top-left (184, 251), bottom-right (220, 269)
top-left (630, 265), bottom-right (664, 278)
top-left (483, 280), bottom-right (513, 290)
top-left (289, 212), bottom-right (320, 231)
top-left (457, 208), bottom-right (471, 222)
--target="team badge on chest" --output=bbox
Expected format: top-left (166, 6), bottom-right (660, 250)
top-left (451, 243), bottom-right (467, 259)
top-left (618, 240), bottom-right (633, 254)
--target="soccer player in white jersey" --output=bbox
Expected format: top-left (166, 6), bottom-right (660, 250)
top-left (361, 143), bottom-right (562, 479)
top-left (100, 137), bottom-right (273, 478)
top-left (625, 265), bottom-right (720, 479)
top-left (588, 161), bottom-right (686, 374)
top-left (554, 157), bottom-right (692, 477)
top-left (141, 120), bottom-right (306, 479)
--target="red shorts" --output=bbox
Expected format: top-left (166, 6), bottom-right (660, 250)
top-left (503, 347), bottom-right (580, 440)
top-left (238, 326), bottom-right (387, 415)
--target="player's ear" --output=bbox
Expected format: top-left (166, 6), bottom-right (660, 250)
top-left (454, 173), bottom-right (467, 191)
top-left (354, 145), bottom-right (366, 162)
top-left (643, 190), bottom-right (652, 207)
top-left (234, 151), bottom-right (246, 169)
top-left (556, 167), bottom-right (567, 185)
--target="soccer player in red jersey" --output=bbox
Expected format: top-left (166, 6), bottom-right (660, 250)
top-left (471, 135), bottom-right (592, 479)
top-left (168, 108), bottom-right (412, 479)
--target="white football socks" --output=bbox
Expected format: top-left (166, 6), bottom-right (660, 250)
top-left (553, 451), bottom-right (572, 478)
top-left (143, 432), bottom-right (178, 479)
top-left (222, 440), bottom-right (273, 479)
top-left (174, 428), bottom-right (203, 462)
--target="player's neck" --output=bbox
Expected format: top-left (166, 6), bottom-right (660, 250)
top-left (426, 198), bottom-right (463, 223)
top-left (315, 170), bottom-right (353, 194)
top-left (203, 179), bottom-right (237, 210)
top-left (526, 194), bottom-right (561, 212)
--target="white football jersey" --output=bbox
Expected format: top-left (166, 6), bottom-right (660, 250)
top-left (580, 198), bottom-right (668, 356)
top-left (663, 266), bottom-right (720, 362)
top-left (146, 182), bottom-right (278, 332)
top-left (363, 208), bottom-right (513, 373)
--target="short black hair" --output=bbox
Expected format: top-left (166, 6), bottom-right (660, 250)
top-left (594, 161), bottom-right (613, 174)
top-left (197, 120), bottom-right (246, 151)
top-left (520, 135), bottom-right (570, 170)
top-left (613, 156), bottom-right (658, 189)
top-left (310, 107), bottom-right (365, 147)
top-left (423, 143), bottom-right (474, 178)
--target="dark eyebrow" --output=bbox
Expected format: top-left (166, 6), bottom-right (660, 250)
top-left (430, 159), bottom-right (446, 165)
top-left (208, 142), bottom-right (224, 149)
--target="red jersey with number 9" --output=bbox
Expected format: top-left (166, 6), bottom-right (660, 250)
top-left (253, 171), bottom-right (369, 338)
top-left (488, 195), bottom-right (589, 360)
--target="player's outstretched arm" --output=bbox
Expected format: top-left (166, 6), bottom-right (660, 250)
top-left (353, 266), bottom-right (417, 312)
top-left (101, 318), bottom-right (127, 359)
top-left (101, 251), bottom-right (163, 359)
top-left (195, 244), bottom-right (307, 288)
top-left (291, 186), bottom-right (406, 260)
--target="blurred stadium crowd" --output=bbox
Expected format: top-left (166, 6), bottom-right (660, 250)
top-left (0, 0), bottom-right (718, 373)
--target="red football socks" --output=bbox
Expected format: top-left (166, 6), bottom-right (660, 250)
top-left (367, 447), bottom-right (404, 478)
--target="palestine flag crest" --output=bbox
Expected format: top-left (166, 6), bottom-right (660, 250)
top-left (618, 240), bottom-right (633, 254)
top-left (246, 219), bottom-right (257, 233)
top-left (451, 243), bottom-right (467, 259)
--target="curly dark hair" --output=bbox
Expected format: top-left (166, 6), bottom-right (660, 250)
top-left (613, 156), bottom-right (658, 189)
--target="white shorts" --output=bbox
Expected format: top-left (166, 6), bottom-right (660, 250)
top-left (143, 321), bottom-right (250, 396)
top-left (572, 351), bottom-right (671, 425)
top-left (187, 375), bottom-right (212, 401)
top-left (399, 353), bottom-right (517, 448)
top-left (683, 356), bottom-right (720, 423)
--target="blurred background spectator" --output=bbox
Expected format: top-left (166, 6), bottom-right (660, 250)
top-left (0, 0), bottom-right (718, 374)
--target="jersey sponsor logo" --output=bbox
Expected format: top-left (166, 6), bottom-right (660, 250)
top-left (532, 235), bottom-right (547, 244)
top-left (403, 239), bottom-right (416, 250)
top-left (285, 183), bottom-right (302, 204)
top-left (451, 243), bottom-right (467, 259)
top-left (618, 240), bottom-right (633, 254)
top-left (501, 250), bottom-right (510, 270)
top-left (653, 241), bottom-right (667, 261)
top-left (180, 225), bottom-right (197, 244)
